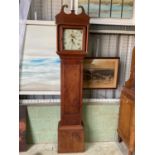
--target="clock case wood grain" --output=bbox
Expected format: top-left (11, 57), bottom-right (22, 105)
top-left (56, 5), bottom-right (89, 153)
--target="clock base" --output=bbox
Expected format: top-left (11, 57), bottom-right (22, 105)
top-left (58, 121), bottom-right (85, 153)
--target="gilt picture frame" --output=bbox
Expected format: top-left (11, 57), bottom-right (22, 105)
top-left (83, 57), bottom-right (119, 89)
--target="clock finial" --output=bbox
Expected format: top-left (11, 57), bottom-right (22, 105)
top-left (71, 0), bottom-right (75, 11)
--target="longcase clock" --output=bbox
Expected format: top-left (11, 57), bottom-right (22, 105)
top-left (56, 5), bottom-right (89, 153)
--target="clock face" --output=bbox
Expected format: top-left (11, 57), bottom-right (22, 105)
top-left (63, 29), bottom-right (83, 50)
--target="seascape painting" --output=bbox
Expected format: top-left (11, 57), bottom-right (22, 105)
top-left (79, 0), bottom-right (133, 18)
top-left (83, 58), bottom-right (119, 88)
top-left (19, 25), bottom-right (60, 93)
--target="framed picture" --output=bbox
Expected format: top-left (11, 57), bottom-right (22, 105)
top-left (83, 58), bottom-right (119, 89)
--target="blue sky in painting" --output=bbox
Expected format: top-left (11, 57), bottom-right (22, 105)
top-left (20, 56), bottom-right (60, 91)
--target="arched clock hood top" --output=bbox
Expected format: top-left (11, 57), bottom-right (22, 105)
top-left (55, 5), bottom-right (90, 25)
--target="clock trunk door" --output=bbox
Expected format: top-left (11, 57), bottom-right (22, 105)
top-left (61, 58), bottom-right (83, 125)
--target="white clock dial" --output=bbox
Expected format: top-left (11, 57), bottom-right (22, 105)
top-left (63, 29), bottom-right (83, 50)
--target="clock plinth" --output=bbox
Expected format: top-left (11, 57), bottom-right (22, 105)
top-left (58, 122), bottom-right (84, 153)
top-left (56, 5), bottom-right (89, 153)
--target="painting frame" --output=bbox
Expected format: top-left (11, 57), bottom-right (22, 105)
top-left (83, 57), bottom-right (120, 89)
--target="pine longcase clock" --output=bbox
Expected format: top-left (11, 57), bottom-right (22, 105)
top-left (56, 5), bottom-right (89, 153)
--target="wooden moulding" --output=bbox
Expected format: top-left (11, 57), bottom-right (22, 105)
top-left (58, 121), bottom-right (85, 153)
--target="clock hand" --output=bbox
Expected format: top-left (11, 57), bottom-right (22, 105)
top-left (72, 38), bottom-right (75, 44)
top-left (71, 34), bottom-right (76, 39)
top-left (71, 42), bottom-right (73, 49)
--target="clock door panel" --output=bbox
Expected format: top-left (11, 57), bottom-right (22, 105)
top-left (63, 64), bottom-right (81, 114)
top-left (61, 59), bottom-right (83, 125)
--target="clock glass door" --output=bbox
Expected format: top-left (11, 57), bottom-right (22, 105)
top-left (63, 29), bottom-right (83, 50)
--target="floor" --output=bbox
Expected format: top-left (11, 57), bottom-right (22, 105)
top-left (20, 142), bottom-right (129, 155)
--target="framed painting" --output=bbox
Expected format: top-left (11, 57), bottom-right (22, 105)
top-left (83, 58), bottom-right (119, 89)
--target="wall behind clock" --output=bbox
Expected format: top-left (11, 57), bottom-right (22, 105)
top-left (26, 102), bottom-right (119, 144)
